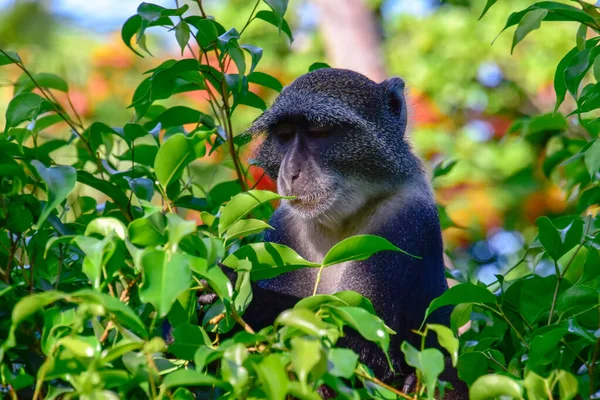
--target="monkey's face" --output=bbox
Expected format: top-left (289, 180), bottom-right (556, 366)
top-left (264, 119), bottom-right (343, 219)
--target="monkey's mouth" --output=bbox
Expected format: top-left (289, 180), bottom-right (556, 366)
top-left (286, 190), bottom-right (334, 209)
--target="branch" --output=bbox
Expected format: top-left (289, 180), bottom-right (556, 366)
top-left (354, 369), bottom-right (413, 400)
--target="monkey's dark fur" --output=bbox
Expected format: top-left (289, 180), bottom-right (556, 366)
top-left (244, 68), bottom-right (459, 392)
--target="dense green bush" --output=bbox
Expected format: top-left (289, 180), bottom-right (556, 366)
top-left (0, 1), bottom-right (599, 399)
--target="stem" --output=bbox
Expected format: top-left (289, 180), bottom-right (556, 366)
top-left (195, 0), bottom-right (207, 17)
top-left (480, 304), bottom-right (529, 348)
top-left (547, 261), bottom-right (561, 326)
top-left (4, 234), bottom-right (17, 283)
top-left (146, 353), bottom-right (158, 399)
top-left (230, 307), bottom-right (255, 334)
top-left (239, 1), bottom-right (261, 36)
top-left (0, 49), bottom-right (100, 170)
top-left (312, 266), bottom-right (324, 296)
top-left (354, 369), bottom-right (413, 400)
top-left (220, 82), bottom-right (247, 191)
top-left (54, 244), bottom-right (63, 289)
top-left (549, 215), bottom-right (592, 325)
top-left (589, 305), bottom-right (600, 394)
top-left (486, 250), bottom-right (529, 288)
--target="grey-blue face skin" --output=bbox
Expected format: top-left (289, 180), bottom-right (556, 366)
top-left (244, 68), bottom-right (463, 394)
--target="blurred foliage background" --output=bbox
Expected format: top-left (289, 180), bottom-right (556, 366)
top-left (0, 0), bottom-right (580, 284)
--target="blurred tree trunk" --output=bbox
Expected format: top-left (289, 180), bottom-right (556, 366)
top-left (313, 0), bottom-right (387, 82)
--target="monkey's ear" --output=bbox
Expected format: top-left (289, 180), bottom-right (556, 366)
top-left (381, 77), bottom-right (405, 117)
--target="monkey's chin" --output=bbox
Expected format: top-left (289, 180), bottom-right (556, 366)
top-left (283, 192), bottom-right (336, 219)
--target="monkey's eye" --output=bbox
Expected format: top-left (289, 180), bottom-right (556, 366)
top-left (307, 127), bottom-right (332, 139)
top-left (273, 126), bottom-right (295, 142)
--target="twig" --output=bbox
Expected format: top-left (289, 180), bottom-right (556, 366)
top-left (312, 266), bottom-right (324, 296)
top-left (54, 244), bottom-right (63, 289)
top-left (354, 369), bottom-right (413, 400)
top-left (0, 48), bottom-right (105, 178)
top-left (589, 305), bottom-right (600, 393)
top-left (209, 313), bottom-right (226, 325)
top-left (238, 0), bottom-right (261, 36)
top-left (548, 215), bottom-right (593, 325)
top-left (230, 308), bottom-right (255, 334)
top-left (195, 0), bottom-right (207, 18)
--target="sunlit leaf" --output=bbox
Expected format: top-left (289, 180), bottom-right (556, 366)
top-left (31, 161), bottom-right (77, 229)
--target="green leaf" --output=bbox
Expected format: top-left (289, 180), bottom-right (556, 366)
top-left (166, 213), bottom-right (196, 251)
top-left (504, 275), bottom-right (564, 326)
top-left (254, 353), bottom-right (289, 400)
top-left (102, 340), bottom-right (144, 364)
top-left (248, 71), bottom-right (283, 92)
top-left (576, 24), bottom-right (587, 50)
top-left (556, 285), bottom-right (598, 317)
top-left (450, 302), bottom-right (472, 333)
top-left (85, 217), bottom-right (127, 240)
top-left (479, 0), bottom-right (497, 19)
top-left (554, 38), bottom-right (600, 112)
top-left (254, 10), bottom-right (293, 43)
top-left (511, 9), bottom-right (547, 53)
top-left (228, 45), bottom-right (247, 76)
top-left (74, 290), bottom-right (148, 339)
top-left (263, 0), bottom-right (289, 26)
top-left (149, 59), bottom-right (203, 102)
top-left (556, 370), bottom-right (578, 400)
top-left (294, 291), bottom-right (376, 314)
top-left (457, 352), bottom-right (489, 386)
top-left (432, 159), bottom-right (458, 179)
top-left (186, 17), bottom-right (219, 48)
top-left (15, 72), bottom-right (69, 94)
top-left (238, 91), bottom-right (267, 111)
top-left (222, 242), bottom-right (319, 281)
top-left (143, 106), bottom-right (213, 131)
top-left (401, 342), bottom-right (445, 400)
top-left (128, 213), bottom-right (166, 247)
top-left (175, 21), bottom-right (191, 55)
top-left (427, 324), bottom-right (458, 367)
top-left (121, 15), bottom-right (144, 57)
top-left (275, 308), bottom-right (331, 337)
top-left (423, 283), bottom-right (497, 324)
top-left (75, 236), bottom-right (116, 288)
top-left (221, 343), bottom-right (249, 396)
top-left (524, 372), bottom-right (549, 400)
top-left (155, 133), bottom-right (206, 188)
top-left (578, 248), bottom-right (600, 288)
top-left (291, 337), bottom-right (322, 385)
top-left (4, 93), bottom-right (53, 134)
top-left (57, 336), bottom-right (99, 359)
top-left (502, 3), bottom-right (595, 34)
top-left (139, 250), bottom-right (192, 317)
top-left (322, 234), bottom-right (418, 267)
top-left (168, 324), bottom-right (211, 360)
top-left (308, 62), bottom-right (330, 72)
top-left (241, 45), bottom-right (262, 74)
top-left (536, 216), bottom-right (584, 260)
top-left (31, 161), bottom-right (77, 229)
top-left (327, 348), bottom-right (359, 379)
top-left (127, 177), bottom-right (154, 201)
top-left (0, 50), bottom-right (21, 66)
top-left (6, 291), bottom-right (64, 348)
top-left (327, 306), bottom-right (391, 366)
top-left (583, 139), bottom-right (600, 177)
top-left (218, 190), bottom-right (285, 236)
top-left (224, 219), bottom-right (273, 241)
top-left (469, 374), bottom-right (523, 400)
top-left (161, 369), bottom-right (221, 389)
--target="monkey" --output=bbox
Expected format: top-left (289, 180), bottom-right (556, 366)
top-left (241, 68), bottom-right (464, 396)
